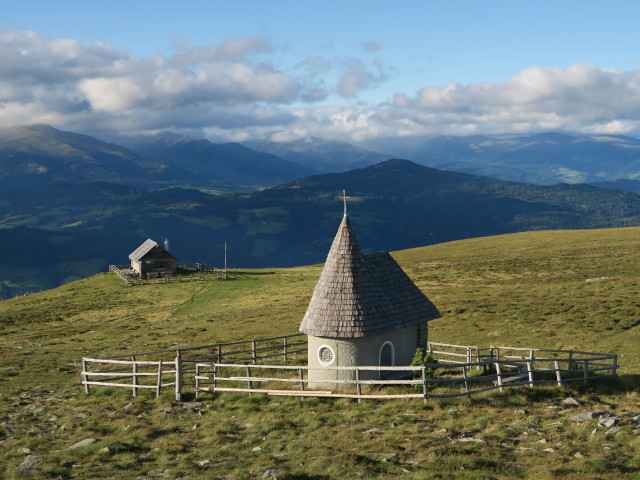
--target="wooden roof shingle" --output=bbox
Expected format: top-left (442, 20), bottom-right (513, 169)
top-left (299, 215), bottom-right (441, 338)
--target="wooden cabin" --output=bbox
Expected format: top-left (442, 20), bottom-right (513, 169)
top-left (299, 212), bottom-right (441, 389)
top-left (129, 239), bottom-right (177, 277)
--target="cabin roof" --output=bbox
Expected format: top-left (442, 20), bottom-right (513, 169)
top-left (129, 238), bottom-right (176, 262)
top-left (299, 215), bottom-right (440, 338)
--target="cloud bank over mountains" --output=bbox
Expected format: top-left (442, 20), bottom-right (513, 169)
top-left (2, 29), bottom-right (640, 143)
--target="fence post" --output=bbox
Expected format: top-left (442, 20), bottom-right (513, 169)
top-left (213, 365), bottom-right (218, 392)
top-left (495, 361), bottom-right (503, 392)
top-left (421, 365), bottom-right (428, 404)
top-left (355, 368), bottom-right (362, 403)
top-left (132, 355), bottom-right (138, 398)
top-left (217, 345), bottom-right (222, 364)
top-left (252, 341), bottom-right (257, 364)
top-left (175, 350), bottom-right (183, 402)
top-left (283, 337), bottom-right (289, 362)
top-left (298, 367), bottom-right (305, 392)
top-left (82, 358), bottom-right (90, 394)
top-left (462, 365), bottom-right (470, 393)
top-left (526, 360), bottom-right (534, 388)
top-left (195, 364), bottom-right (200, 399)
top-left (156, 361), bottom-right (163, 398)
top-left (246, 365), bottom-right (253, 394)
top-left (568, 350), bottom-right (574, 371)
top-left (554, 360), bottom-right (562, 387)
top-left (583, 360), bottom-right (589, 385)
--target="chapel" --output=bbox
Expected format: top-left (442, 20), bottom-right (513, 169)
top-left (299, 201), bottom-right (441, 388)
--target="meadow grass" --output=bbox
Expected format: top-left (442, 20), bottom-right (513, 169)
top-left (1, 227), bottom-right (639, 479)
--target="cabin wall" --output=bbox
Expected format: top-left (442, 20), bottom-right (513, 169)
top-left (136, 252), bottom-right (176, 275)
top-left (131, 260), bottom-right (143, 276)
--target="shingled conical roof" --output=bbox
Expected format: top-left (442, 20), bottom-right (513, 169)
top-left (299, 214), bottom-right (441, 338)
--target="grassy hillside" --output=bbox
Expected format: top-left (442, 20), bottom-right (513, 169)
top-left (1, 228), bottom-right (639, 479)
top-left (5, 158), bottom-right (640, 300)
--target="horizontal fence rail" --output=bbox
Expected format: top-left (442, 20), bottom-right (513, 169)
top-left (193, 350), bottom-right (619, 401)
top-left (427, 342), bottom-right (484, 368)
top-left (109, 265), bottom-right (133, 286)
top-left (82, 337), bottom-right (618, 401)
top-left (109, 264), bottom-right (227, 286)
top-left (81, 334), bottom-right (307, 400)
top-left (81, 357), bottom-right (178, 398)
top-left (194, 363), bottom-right (428, 401)
top-left (177, 263), bottom-right (227, 279)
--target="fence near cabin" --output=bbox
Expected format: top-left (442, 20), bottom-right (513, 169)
top-left (193, 346), bottom-right (618, 401)
top-left (81, 357), bottom-right (178, 398)
top-left (109, 263), bottom-right (227, 286)
top-left (177, 263), bottom-right (227, 279)
top-left (426, 341), bottom-right (483, 367)
top-left (109, 265), bottom-right (133, 286)
top-left (81, 336), bottom-right (618, 401)
top-left (81, 333), bottom-right (307, 400)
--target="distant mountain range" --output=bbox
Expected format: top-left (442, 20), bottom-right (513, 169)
top-left (244, 137), bottom-right (391, 173)
top-left (3, 124), bottom-right (640, 298)
top-left (5, 125), bottom-right (640, 191)
top-left (0, 125), bottom-right (318, 192)
top-left (129, 132), bottom-right (317, 188)
top-left (364, 132), bottom-right (640, 184)
top-left (3, 158), bottom-right (640, 299)
top-left (0, 125), bottom-right (204, 190)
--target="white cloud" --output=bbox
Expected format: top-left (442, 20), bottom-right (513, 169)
top-left (0, 29), bottom-right (302, 132)
top-left (386, 64), bottom-right (640, 138)
top-left (3, 29), bottom-right (640, 143)
top-left (79, 77), bottom-right (146, 112)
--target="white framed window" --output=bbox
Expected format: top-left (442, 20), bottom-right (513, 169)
top-left (379, 341), bottom-right (394, 367)
top-left (318, 345), bottom-right (336, 366)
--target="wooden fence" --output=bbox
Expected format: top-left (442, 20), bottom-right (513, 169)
top-left (427, 341), bottom-right (483, 367)
top-left (192, 346), bottom-right (618, 401)
top-left (109, 265), bottom-right (133, 286)
top-left (81, 357), bottom-right (178, 398)
top-left (81, 333), bottom-right (307, 400)
top-left (109, 264), bottom-right (227, 286)
top-left (177, 263), bottom-right (227, 279)
top-left (194, 364), bottom-right (429, 400)
top-left (81, 337), bottom-right (618, 401)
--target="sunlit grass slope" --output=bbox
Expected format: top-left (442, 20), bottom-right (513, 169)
top-left (397, 227), bottom-right (640, 375)
top-left (1, 227), bottom-right (639, 479)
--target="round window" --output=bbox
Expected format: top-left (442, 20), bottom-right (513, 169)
top-left (318, 345), bottom-right (335, 366)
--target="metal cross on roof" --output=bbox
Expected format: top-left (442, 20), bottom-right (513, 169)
top-left (339, 189), bottom-right (350, 216)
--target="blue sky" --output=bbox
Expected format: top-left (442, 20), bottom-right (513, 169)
top-left (2, 1), bottom-right (640, 143)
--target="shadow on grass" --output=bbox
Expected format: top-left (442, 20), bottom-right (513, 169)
top-left (459, 374), bottom-right (640, 408)
top-left (572, 374), bottom-right (640, 394)
top-left (227, 270), bottom-right (277, 277)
